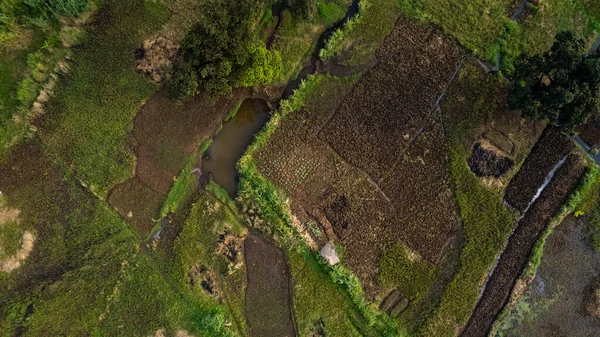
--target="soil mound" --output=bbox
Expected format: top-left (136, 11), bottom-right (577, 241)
top-left (467, 142), bottom-right (514, 178)
top-left (136, 36), bottom-right (179, 83)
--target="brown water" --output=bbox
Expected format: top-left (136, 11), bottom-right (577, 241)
top-left (201, 98), bottom-right (270, 196)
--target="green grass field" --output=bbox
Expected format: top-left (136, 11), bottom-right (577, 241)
top-left (38, 0), bottom-right (168, 198)
top-left (398, 0), bottom-right (514, 56)
top-left (521, 0), bottom-right (600, 55)
top-left (421, 62), bottom-right (516, 337)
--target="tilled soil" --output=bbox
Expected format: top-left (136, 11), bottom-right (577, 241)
top-left (244, 233), bottom-right (295, 337)
top-left (319, 28), bottom-right (463, 181)
top-left (504, 128), bottom-right (574, 212)
top-left (256, 17), bottom-right (463, 295)
top-left (462, 152), bottom-right (586, 337)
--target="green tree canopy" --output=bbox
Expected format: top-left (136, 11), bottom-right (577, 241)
top-left (288, 0), bottom-right (318, 19)
top-left (509, 31), bottom-right (600, 131)
top-left (167, 0), bottom-right (282, 98)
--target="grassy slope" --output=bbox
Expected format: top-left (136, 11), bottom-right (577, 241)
top-left (39, 0), bottom-right (168, 198)
top-left (421, 62), bottom-right (516, 337)
top-left (521, 0), bottom-right (600, 55)
top-left (398, 0), bottom-right (513, 56)
top-left (171, 186), bottom-right (249, 336)
top-left (580, 0), bottom-right (600, 21)
top-left (271, 0), bottom-right (350, 82)
top-left (0, 28), bottom-right (58, 153)
top-left (0, 145), bottom-right (235, 336)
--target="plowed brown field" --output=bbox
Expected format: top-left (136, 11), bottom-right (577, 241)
top-left (255, 16), bottom-right (463, 295)
top-left (504, 128), bottom-right (574, 212)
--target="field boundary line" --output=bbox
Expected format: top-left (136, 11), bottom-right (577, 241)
top-left (318, 138), bottom-right (392, 203)
top-left (379, 55), bottom-right (467, 185)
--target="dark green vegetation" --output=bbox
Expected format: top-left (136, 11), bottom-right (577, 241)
top-left (0, 142), bottom-right (238, 336)
top-left (168, 0), bottom-right (282, 98)
top-left (509, 31), bottom-right (600, 131)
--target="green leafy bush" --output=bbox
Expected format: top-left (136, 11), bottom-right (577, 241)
top-left (169, 0), bottom-right (281, 98)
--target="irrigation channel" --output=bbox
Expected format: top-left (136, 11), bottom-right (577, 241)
top-left (196, 3), bottom-right (362, 336)
top-left (462, 151), bottom-right (585, 337)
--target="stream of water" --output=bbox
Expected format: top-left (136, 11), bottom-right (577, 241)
top-left (282, 0), bottom-right (361, 98)
top-left (201, 98), bottom-right (271, 197)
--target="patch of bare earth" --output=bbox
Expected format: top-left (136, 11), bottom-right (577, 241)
top-left (0, 205), bottom-right (35, 273)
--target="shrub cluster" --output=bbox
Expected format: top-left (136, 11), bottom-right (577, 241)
top-left (167, 0), bottom-right (282, 99)
top-left (509, 31), bottom-right (600, 131)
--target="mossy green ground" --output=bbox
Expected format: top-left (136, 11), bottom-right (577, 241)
top-left (38, 0), bottom-right (168, 198)
top-left (0, 141), bottom-right (237, 337)
top-left (420, 62), bottom-right (516, 337)
top-left (319, 0), bottom-right (401, 65)
top-left (521, 0), bottom-right (600, 55)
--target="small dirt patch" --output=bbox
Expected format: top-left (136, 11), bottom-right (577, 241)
top-left (136, 36), bottom-right (179, 83)
top-left (0, 231), bottom-right (35, 273)
top-left (0, 207), bottom-right (20, 224)
top-left (244, 233), bottom-right (295, 337)
top-left (467, 142), bottom-right (514, 178)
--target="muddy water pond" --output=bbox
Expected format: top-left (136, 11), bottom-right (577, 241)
top-left (244, 233), bottom-right (295, 337)
top-left (201, 98), bottom-right (270, 196)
